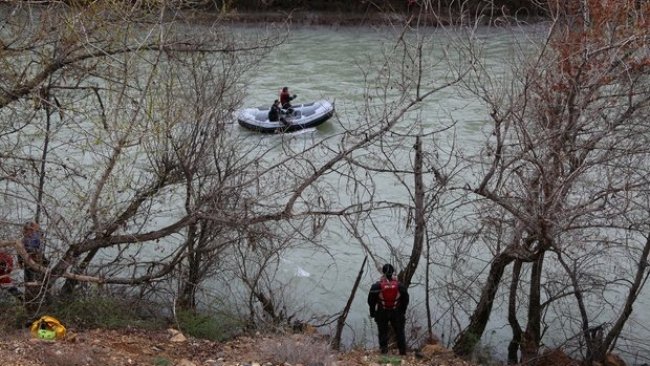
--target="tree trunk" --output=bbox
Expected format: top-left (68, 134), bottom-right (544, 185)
top-left (520, 252), bottom-right (544, 362)
top-left (36, 86), bottom-right (52, 223)
top-left (425, 231), bottom-right (433, 341)
top-left (60, 247), bottom-right (98, 296)
top-left (254, 289), bottom-right (279, 322)
top-left (178, 222), bottom-right (202, 310)
top-left (453, 251), bottom-right (514, 356)
top-left (332, 256), bottom-right (367, 350)
top-left (507, 259), bottom-right (523, 364)
top-left (602, 234), bottom-right (650, 356)
top-left (557, 251), bottom-right (601, 365)
top-left (399, 135), bottom-right (424, 288)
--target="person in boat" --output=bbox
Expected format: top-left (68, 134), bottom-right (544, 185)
top-left (279, 86), bottom-right (297, 110)
top-left (268, 100), bottom-right (289, 125)
top-left (368, 263), bottom-right (409, 356)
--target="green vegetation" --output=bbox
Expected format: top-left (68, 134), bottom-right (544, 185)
top-left (377, 355), bottom-right (403, 366)
top-left (175, 309), bottom-right (243, 342)
top-left (3, 292), bottom-right (244, 343)
top-left (0, 299), bottom-right (30, 331)
top-left (46, 295), bottom-right (166, 330)
top-left (153, 356), bottom-right (173, 366)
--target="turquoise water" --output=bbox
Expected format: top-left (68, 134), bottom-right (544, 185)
top-left (229, 24), bottom-right (650, 362)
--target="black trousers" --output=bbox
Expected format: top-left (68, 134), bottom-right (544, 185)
top-left (2, 286), bottom-right (23, 300)
top-left (375, 310), bottom-right (407, 355)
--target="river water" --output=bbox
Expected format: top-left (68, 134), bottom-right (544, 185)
top-left (227, 24), bottom-right (650, 362)
top-left (230, 23), bottom-right (506, 349)
top-left (1, 4), bottom-right (647, 361)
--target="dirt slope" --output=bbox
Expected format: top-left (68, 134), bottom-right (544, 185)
top-left (0, 328), bottom-right (473, 366)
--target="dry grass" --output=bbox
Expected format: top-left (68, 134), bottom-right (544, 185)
top-left (258, 333), bottom-right (335, 366)
top-left (35, 346), bottom-right (98, 366)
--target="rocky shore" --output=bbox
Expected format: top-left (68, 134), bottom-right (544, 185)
top-left (0, 327), bottom-right (475, 366)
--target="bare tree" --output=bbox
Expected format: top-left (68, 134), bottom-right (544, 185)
top-left (450, 0), bottom-right (650, 363)
top-left (0, 0), bottom-right (284, 309)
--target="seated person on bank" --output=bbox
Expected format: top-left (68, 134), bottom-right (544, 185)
top-left (268, 99), bottom-right (289, 125)
top-left (0, 251), bottom-right (23, 300)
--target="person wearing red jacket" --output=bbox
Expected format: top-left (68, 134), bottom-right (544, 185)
top-left (368, 263), bottom-right (410, 355)
top-left (0, 251), bottom-right (22, 299)
top-left (279, 87), bottom-right (297, 110)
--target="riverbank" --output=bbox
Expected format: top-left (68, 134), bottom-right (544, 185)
top-left (215, 11), bottom-right (442, 27)
top-left (0, 327), bottom-right (474, 366)
top-left (188, 9), bottom-right (545, 27)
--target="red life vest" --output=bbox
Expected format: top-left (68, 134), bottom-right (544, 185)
top-left (0, 252), bottom-right (14, 286)
top-left (379, 277), bottom-right (400, 310)
top-left (280, 91), bottom-right (291, 106)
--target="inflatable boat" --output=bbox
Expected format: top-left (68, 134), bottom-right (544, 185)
top-left (237, 100), bottom-right (334, 133)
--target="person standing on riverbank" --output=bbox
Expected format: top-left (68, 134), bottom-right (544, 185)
top-left (368, 263), bottom-right (409, 355)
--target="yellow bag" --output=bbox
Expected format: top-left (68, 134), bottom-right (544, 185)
top-left (30, 315), bottom-right (66, 340)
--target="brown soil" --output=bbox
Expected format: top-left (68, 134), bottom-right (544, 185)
top-left (0, 327), bottom-right (475, 366)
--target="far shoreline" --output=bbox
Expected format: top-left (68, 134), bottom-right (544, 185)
top-left (187, 10), bottom-right (547, 28)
